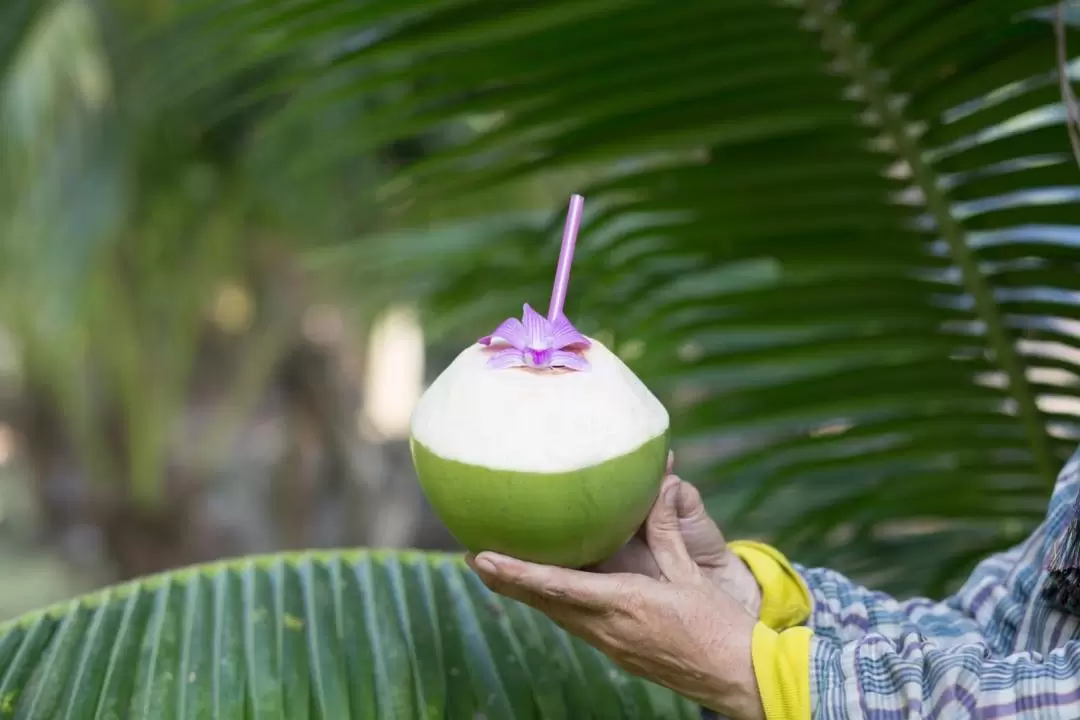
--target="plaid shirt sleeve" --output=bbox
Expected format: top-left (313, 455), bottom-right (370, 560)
top-left (794, 539), bottom-right (1032, 651)
top-left (801, 449), bottom-right (1080, 718)
top-left (809, 632), bottom-right (1080, 718)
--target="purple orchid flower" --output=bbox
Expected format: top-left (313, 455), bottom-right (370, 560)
top-left (479, 303), bottom-right (591, 371)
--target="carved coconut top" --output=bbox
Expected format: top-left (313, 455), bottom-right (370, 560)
top-left (410, 338), bottom-right (669, 474)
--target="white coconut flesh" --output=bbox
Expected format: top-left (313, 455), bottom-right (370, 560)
top-left (410, 338), bottom-right (669, 474)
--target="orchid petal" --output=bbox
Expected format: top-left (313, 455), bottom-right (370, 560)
top-left (479, 317), bottom-right (527, 349)
top-left (487, 348), bottom-right (527, 369)
top-left (549, 350), bottom-right (590, 371)
top-left (521, 303), bottom-right (551, 349)
top-left (549, 314), bottom-right (591, 350)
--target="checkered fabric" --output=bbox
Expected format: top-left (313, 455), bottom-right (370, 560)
top-left (805, 448), bottom-right (1080, 718)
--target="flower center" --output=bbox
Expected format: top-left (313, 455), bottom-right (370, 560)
top-left (526, 348), bottom-right (553, 367)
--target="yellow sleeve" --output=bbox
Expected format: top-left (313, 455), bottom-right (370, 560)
top-left (729, 541), bottom-right (813, 720)
top-left (750, 623), bottom-right (812, 720)
top-left (729, 540), bottom-right (812, 630)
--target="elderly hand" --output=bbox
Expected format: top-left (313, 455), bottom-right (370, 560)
top-left (467, 476), bottom-right (765, 720)
top-left (593, 453), bottom-right (762, 618)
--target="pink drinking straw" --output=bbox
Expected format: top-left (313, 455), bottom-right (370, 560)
top-left (547, 194), bottom-right (585, 322)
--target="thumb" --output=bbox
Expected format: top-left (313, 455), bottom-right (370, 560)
top-left (674, 480), bottom-right (728, 567)
top-left (645, 476), bottom-right (698, 583)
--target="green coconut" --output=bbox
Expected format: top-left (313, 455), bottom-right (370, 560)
top-left (410, 333), bottom-right (669, 568)
top-left (410, 194), bottom-right (670, 567)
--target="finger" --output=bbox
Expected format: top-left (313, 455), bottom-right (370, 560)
top-left (466, 554), bottom-right (551, 607)
top-left (674, 480), bottom-right (729, 566)
top-left (645, 476), bottom-right (699, 583)
top-left (589, 536), bottom-right (660, 578)
top-left (675, 479), bottom-right (708, 521)
top-left (469, 551), bottom-right (623, 610)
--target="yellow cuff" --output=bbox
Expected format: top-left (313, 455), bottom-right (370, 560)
top-left (729, 541), bottom-right (812, 630)
top-left (751, 622), bottom-right (812, 720)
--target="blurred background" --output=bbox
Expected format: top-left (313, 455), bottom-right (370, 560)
top-left (2, 0), bottom-right (1080, 620)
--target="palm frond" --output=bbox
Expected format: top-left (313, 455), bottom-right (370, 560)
top-left (0, 550), bottom-right (697, 718)
top-left (213, 0), bottom-right (1080, 592)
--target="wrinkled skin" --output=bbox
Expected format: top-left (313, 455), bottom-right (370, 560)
top-left (468, 459), bottom-right (766, 720)
top-left (592, 453), bottom-right (763, 618)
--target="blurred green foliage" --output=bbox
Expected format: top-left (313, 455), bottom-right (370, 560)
top-left (274, 0), bottom-right (1080, 595)
top-left (0, 0), bottom-right (1077, 701)
top-left (0, 0), bottom-right (1079, 716)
